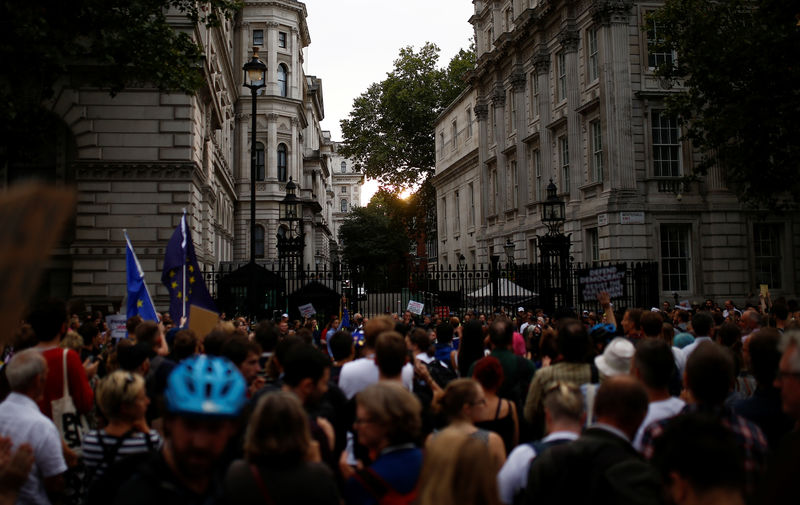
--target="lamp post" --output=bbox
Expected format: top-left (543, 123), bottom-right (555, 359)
top-left (458, 253), bottom-right (466, 316)
top-left (278, 177), bottom-right (304, 273)
top-left (243, 48), bottom-right (266, 319)
top-left (243, 47), bottom-right (267, 265)
top-left (536, 179), bottom-right (571, 315)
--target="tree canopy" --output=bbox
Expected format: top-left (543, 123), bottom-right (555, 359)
top-left (339, 42), bottom-right (475, 188)
top-left (649, 0), bottom-right (800, 210)
top-left (0, 0), bottom-right (239, 144)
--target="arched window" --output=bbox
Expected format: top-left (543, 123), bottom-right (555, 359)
top-left (278, 64), bottom-right (288, 97)
top-left (277, 143), bottom-right (287, 182)
top-left (255, 142), bottom-right (265, 181)
top-left (340, 161), bottom-right (346, 173)
top-left (341, 199), bottom-right (348, 212)
top-left (254, 225), bottom-right (265, 258)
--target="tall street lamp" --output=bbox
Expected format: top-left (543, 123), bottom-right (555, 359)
top-left (536, 179), bottom-right (571, 314)
top-left (278, 177), bottom-right (304, 272)
top-left (243, 47), bottom-right (267, 265)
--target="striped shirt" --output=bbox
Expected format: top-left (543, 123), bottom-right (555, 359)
top-left (81, 429), bottom-right (162, 482)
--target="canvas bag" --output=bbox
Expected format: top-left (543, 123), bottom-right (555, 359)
top-left (51, 349), bottom-right (89, 455)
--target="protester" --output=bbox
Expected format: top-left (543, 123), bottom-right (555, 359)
top-left (340, 382), bottom-right (423, 505)
top-left (497, 382), bottom-right (583, 505)
top-left (457, 320), bottom-right (486, 378)
top-left (0, 349), bottom-right (66, 504)
top-left (111, 355), bottom-right (246, 504)
top-left (427, 378), bottom-right (506, 471)
top-left (417, 430), bottom-right (501, 505)
top-left (224, 391), bottom-right (339, 505)
top-left (472, 356), bottom-right (518, 454)
top-left (525, 375), bottom-right (660, 505)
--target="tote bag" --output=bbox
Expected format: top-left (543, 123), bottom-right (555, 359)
top-left (51, 349), bottom-right (89, 455)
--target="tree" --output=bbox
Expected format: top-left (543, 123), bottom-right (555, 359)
top-left (339, 42), bottom-right (475, 188)
top-left (650, 0), bottom-right (800, 210)
top-left (0, 0), bottom-right (239, 156)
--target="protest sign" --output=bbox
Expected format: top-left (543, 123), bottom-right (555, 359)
top-left (578, 264), bottom-right (626, 303)
top-left (299, 303), bottom-right (316, 318)
top-left (105, 314), bottom-right (128, 341)
top-left (407, 300), bottom-right (424, 315)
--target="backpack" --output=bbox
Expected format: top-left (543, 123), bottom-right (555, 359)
top-left (425, 359), bottom-right (457, 388)
top-left (86, 432), bottom-right (157, 505)
top-left (353, 467), bottom-right (417, 505)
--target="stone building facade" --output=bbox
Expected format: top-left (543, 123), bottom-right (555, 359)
top-left (433, 0), bottom-right (799, 303)
top-left (0, 0), bottom-right (360, 312)
top-left (328, 141), bottom-right (365, 245)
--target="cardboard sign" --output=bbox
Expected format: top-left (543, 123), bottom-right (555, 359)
top-left (407, 300), bottom-right (424, 315)
top-left (759, 284), bottom-right (769, 297)
top-left (299, 303), bottom-right (316, 318)
top-left (188, 304), bottom-right (219, 339)
top-left (105, 314), bottom-right (128, 341)
top-left (578, 264), bottom-right (626, 303)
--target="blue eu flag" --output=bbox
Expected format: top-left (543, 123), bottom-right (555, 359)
top-left (160, 211), bottom-right (217, 325)
top-left (125, 231), bottom-right (159, 322)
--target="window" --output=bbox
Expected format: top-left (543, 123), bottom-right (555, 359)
top-left (504, 8), bottom-right (513, 31)
top-left (278, 64), bottom-right (288, 97)
top-left (340, 161), bottom-right (346, 173)
top-left (489, 165), bottom-right (498, 215)
top-left (510, 161), bottom-right (518, 208)
top-left (587, 228), bottom-right (599, 263)
top-left (528, 238), bottom-right (538, 264)
top-left (652, 110), bottom-right (680, 177)
top-left (452, 119), bottom-right (457, 149)
top-left (466, 107), bottom-right (473, 138)
top-left (660, 224), bottom-right (691, 291)
top-left (255, 225), bottom-right (265, 258)
top-left (277, 143), bottom-right (287, 182)
top-left (441, 197), bottom-right (448, 236)
top-left (533, 149), bottom-right (542, 201)
top-left (468, 182), bottom-right (475, 226)
top-left (341, 199), bottom-right (348, 212)
top-left (278, 31), bottom-right (287, 48)
top-left (253, 30), bottom-right (264, 47)
top-left (754, 224), bottom-right (782, 289)
top-left (486, 27), bottom-right (493, 50)
top-left (509, 90), bottom-right (516, 131)
top-left (454, 191), bottom-right (460, 231)
top-left (559, 135), bottom-right (570, 192)
top-left (255, 142), bottom-right (265, 181)
top-left (647, 18), bottom-right (674, 69)
top-left (439, 131), bottom-right (445, 158)
top-left (341, 186), bottom-right (347, 193)
top-left (590, 120), bottom-right (603, 182)
top-left (557, 51), bottom-right (567, 102)
top-left (588, 28), bottom-right (599, 82)
top-left (530, 73), bottom-right (539, 119)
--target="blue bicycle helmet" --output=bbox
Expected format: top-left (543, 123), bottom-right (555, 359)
top-left (164, 355), bottom-right (246, 417)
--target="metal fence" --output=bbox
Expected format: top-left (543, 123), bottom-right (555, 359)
top-left (201, 260), bottom-right (660, 321)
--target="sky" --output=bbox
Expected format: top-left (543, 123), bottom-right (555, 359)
top-left (302, 0), bottom-right (475, 205)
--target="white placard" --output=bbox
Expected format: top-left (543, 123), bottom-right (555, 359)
top-left (105, 314), bottom-right (128, 341)
top-left (407, 300), bottom-right (424, 315)
top-left (597, 213), bottom-right (608, 226)
top-left (299, 303), bottom-right (316, 318)
top-left (620, 211), bottom-right (645, 225)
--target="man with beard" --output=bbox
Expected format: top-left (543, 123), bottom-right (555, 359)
top-left (112, 355), bottom-right (246, 505)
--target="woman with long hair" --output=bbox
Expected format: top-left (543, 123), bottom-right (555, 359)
top-left (457, 320), bottom-right (487, 378)
top-left (427, 378), bottom-right (506, 471)
top-left (472, 356), bottom-right (519, 454)
top-left (224, 391), bottom-right (339, 505)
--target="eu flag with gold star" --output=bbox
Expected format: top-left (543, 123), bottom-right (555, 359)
top-left (161, 211), bottom-right (216, 325)
top-left (125, 231), bottom-right (159, 322)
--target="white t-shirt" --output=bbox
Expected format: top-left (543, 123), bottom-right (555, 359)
top-left (633, 396), bottom-right (686, 452)
top-left (0, 392), bottom-right (67, 504)
top-left (681, 336), bottom-right (712, 361)
top-left (338, 356), bottom-right (414, 399)
top-left (496, 431), bottom-right (579, 504)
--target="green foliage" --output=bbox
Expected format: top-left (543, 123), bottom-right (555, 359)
top-left (0, 0), bottom-right (240, 130)
top-left (649, 0), bottom-right (800, 210)
top-left (339, 42), bottom-right (475, 188)
top-left (337, 203), bottom-right (411, 282)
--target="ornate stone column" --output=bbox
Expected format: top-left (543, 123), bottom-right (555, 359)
top-left (560, 26), bottom-right (581, 198)
top-left (511, 66), bottom-right (528, 208)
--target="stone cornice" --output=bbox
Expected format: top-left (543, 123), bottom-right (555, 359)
top-left (74, 162), bottom-right (196, 181)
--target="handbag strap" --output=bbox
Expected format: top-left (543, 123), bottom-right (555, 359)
top-left (61, 349), bottom-right (70, 398)
top-left (248, 464), bottom-right (276, 505)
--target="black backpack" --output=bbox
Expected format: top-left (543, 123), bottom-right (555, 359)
top-left (425, 359), bottom-right (458, 388)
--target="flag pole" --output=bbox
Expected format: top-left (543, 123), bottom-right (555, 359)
top-left (181, 209), bottom-right (187, 320)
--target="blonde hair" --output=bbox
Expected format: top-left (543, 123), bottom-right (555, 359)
top-left (245, 392), bottom-right (311, 465)
top-left (60, 330), bottom-right (83, 351)
top-left (96, 371), bottom-right (145, 420)
top-left (417, 430), bottom-right (501, 505)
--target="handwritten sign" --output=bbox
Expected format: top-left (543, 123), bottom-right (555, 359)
top-left (299, 303), bottom-right (316, 318)
top-left (578, 264), bottom-right (626, 303)
top-left (407, 300), bottom-right (424, 315)
top-left (105, 314), bottom-right (128, 341)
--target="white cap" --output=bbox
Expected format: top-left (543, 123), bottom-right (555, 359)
top-left (281, 313), bottom-right (288, 318)
top-left (517, 306), bottom-right (525, 312)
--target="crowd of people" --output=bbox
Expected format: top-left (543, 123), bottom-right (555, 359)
top-left (0, 292), bottom-right (798, 505)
